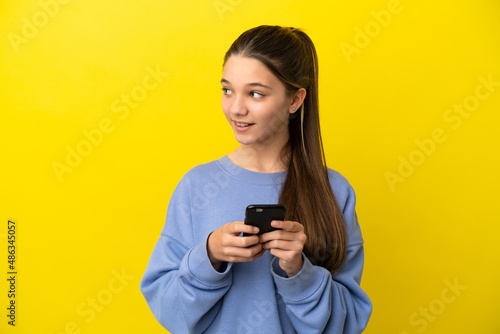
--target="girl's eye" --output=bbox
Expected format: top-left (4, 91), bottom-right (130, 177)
top-left (221, 88), bottom-right (263, 98)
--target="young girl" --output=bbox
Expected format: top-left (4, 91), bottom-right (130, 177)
top-left (140, 25), bottom-right (372, 333)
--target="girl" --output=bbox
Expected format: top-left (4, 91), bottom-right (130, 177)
top-left (140, 25), bottom-right (372, 333)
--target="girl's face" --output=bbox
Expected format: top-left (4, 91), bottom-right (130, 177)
top-left (221, 55), bottom-right (293, 149)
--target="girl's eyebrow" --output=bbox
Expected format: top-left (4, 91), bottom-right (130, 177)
top-left (220, 78), bottom-right (273, 90)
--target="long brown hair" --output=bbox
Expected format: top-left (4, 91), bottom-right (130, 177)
top-left (223, 25), bottom-right (347, 274)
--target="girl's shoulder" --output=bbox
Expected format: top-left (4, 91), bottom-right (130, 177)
top-left (179, 159), bottom-right (224, 182)
top-left (325, 167), bottom-right (357, 212)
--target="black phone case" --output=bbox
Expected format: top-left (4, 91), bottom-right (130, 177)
top-left (243, 204), bottom-right (286, 236)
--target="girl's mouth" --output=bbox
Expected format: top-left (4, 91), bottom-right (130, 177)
top-left (234, 121), bottom-right (254, 132)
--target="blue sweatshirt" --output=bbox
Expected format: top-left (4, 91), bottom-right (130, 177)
top-left (140, 155), bottom-right (372, 333)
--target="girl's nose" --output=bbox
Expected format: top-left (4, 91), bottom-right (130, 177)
top-left (229, 95), bottom-right (248, 117)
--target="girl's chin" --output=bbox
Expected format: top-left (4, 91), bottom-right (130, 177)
top-left (233, 133), bottom-right (257, 145)
top-left (234, 137), bottom-right (254, 145)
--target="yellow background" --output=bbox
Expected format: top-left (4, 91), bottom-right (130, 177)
top-left (1, 0), bottom-right (499, 333)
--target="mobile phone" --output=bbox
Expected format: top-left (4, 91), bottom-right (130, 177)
top-left (243, 204), bottom-right (286, 236)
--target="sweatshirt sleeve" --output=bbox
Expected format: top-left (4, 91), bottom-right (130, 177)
top-left (270, 175), bottom-right (372, 333)
top-left (139, 174), bottom-right (234, 334)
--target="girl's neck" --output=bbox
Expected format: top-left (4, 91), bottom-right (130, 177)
top-left (228, 144), bottom-right (289, 174)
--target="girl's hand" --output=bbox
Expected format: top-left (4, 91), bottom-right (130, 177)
top-left (259, 220), bottom-right (307, 277)
top-left (207, 221), bottom-right (265, 271)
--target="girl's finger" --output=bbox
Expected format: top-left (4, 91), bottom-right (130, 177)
top-left (222, 243), bottom-right (263, 259)
top-left (271, 220), bottom-right (303, 232)
top-left (224, 221), bottom-right (259, 235)
top-left (262, 239), bottom-right (303, 252)
top-left (260, 229), bottom-right (306, 244)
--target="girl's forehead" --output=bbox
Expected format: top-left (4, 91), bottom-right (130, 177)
top-left (222, 55), bottom-right (282, 88)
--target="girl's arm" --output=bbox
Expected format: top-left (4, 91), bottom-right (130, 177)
top-left (269, 174), bottom-right (372, 333)
top-left (139, 176), bottom-right (232, 333)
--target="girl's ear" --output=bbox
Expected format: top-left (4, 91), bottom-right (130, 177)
top-left (289, 88), bottom-right (307, 114)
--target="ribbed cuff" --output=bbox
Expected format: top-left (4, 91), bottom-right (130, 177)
top-left (271, 254), bottom-right (326, 302)
top-left (186, 234), bottom-right (233, 286)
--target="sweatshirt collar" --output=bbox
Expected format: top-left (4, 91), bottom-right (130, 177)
top-left (216, 155), bottom-right (287, 185)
